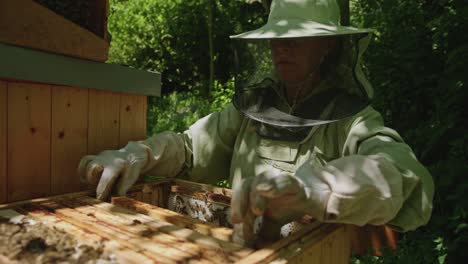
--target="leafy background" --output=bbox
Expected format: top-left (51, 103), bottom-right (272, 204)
top-left (35, 0), bottom-right (467, 262)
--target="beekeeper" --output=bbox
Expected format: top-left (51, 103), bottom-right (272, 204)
top-left (79, 0), bottom-right (434, 243)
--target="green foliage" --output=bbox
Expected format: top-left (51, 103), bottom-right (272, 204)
top-left (350, 0), bottom-right (467, 262)
top-left (108, 0), bottom-right (266, 95)
top-left (147, 80), bottom-right (235, 134)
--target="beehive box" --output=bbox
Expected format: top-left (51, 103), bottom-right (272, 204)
top-left (0, 43), bottom-right (160, 203)
top-left (0, 179), bottom-right (351, 263)
top-left (0, 0), bottom-right (109, 62)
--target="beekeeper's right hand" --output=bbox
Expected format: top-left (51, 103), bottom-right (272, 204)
top-left (78, 132), bottom-right (185, 200)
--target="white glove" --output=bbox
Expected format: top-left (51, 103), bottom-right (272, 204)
top-left (78, 142), bottom-right (150, 200)
top-left (78, 132), bottom-right (186, 200)
top-left (230, 170), bottom-right (315, 243)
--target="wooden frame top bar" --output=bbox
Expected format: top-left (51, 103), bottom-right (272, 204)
top-left (0, 43), bottom-right (161, 96)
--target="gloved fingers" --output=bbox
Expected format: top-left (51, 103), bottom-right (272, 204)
top-left (230, 177), bottom-right (253, 224)
top-left (256, 172), bottom-right (300, 199)
top-left (78, 155), bottom-right (103, 185)
top-left (114, 161), bottom-right (142, 196)
top-left (96, 163), bottom-right (124, 201)
top-left (250, 178), bottom-right (268, 216)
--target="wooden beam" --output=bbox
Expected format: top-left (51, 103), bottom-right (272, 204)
top-left (0, 0), bottom-right (109, 62)
top-left (112, 196), bottom-right (234, 242)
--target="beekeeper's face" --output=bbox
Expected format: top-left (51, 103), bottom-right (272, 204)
top-left (270, 37), bottom-right (336, 83)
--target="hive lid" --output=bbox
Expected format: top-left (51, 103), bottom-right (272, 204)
top-left (0, 43), bottom-right (161, 96)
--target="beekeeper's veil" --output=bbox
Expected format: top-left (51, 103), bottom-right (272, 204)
top-left (230, 0), bottom-right (374, 141)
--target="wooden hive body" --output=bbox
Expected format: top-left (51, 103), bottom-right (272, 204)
top-left (0, 0), bottom-right (161, 203)
top-left (0, 180), bottom-right (351, 263)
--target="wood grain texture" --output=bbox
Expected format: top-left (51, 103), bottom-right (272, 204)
top-left (286, 225), bottom-right (350, 264)
top-left (119, 94), bottom-right (147, 147)
top-left (18, 204), bottom-right (152, 264)
top-left (235, 222), bottom-right (326, 264)
top-left (58, 197), bottom-right (243, 263)
top-left (7, 82), bottom-right (51, 202)
top-left (0, 0), bottom-right (109, 62)
top-left (0, 81), bottom-right (6, 203)
top-left (51, 86), bottom-right (88, 195)
top-left (88, 89), bottom-right (120, 155)
top-left (111, 196), bottom-right (234, 242)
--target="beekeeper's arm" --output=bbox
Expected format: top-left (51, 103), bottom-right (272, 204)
top-left (79, 104), bottom-right (243, 200)
top-left (231, 107), bottom-right (434, 233)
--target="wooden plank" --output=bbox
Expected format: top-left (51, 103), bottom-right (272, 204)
top-left (119, 94), bottom-right (147, 147)
top-left (87, 89), bottom-right (120, 155)
top-left (0, 189), bottom-right (94, 210)
top-left (174, 179), bottom-right (233, 197)
top-left (0, 81), bottom-right (6, 203)
top-left (170, 185), bottom-right (231, 206)
top-left (0, 0), bottom-right (108, 62)
top-left (236, 224), bottom-right (337, 264)
top-left (285, 225), bottom-right (350, 264)
top-left (51, 86), bottom-right (88, 195)
top-left (7, 82), bottom-right (51, 202)
top-left (112, 196), bottom-right (234, 242)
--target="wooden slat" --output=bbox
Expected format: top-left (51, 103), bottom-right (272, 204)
top-left (0, 189), bottom-right (94, 210)
top-left (88, 89), bottom-right (120, 155)
top-left (174, 179), bottom-right (233, 197)
top-left (0, 81), bottom-right (6, 203)
top-left (0, 0), bottom-right (109, 62)
top-left (34, 200), bottom-right (184, 263)
top-left (81, 196), bottom-right (250, 256)
top-left (170, 185), bottom-right (231, 205)
top-left (236, 224), bottom-right (337, 264)
top-left (125, 180), bottom-right (173, 206)
top-left (58, 197), bottom-right (244, 263)
top-left (7, 82), bottom-right (51, 202)
top-left (119, 94), bottom-right (147, 147)
top-left (51, 86), bottom-right (88, 195)
top-left (112, 196), bottom-right (234, 242)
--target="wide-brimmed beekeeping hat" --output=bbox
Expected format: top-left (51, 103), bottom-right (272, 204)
top-left (231, 0), bottom-right (372, 39)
